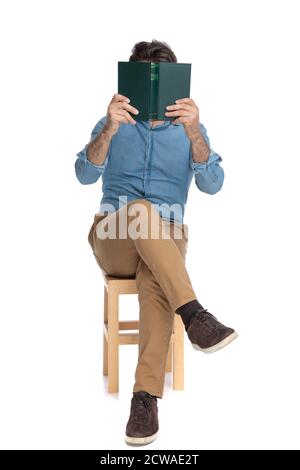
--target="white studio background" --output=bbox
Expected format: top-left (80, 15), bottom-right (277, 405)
top-left (0, 0), bottom-right (299, 450)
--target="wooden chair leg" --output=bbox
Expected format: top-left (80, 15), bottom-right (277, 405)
top-left (107, 286), bottom-right (119, 393)
top-left (173, 314), bottom-right (184, 390)
top-left (165, 340), bottom-right (173, 373)
top-left (103, 286), bottom-right (108, 376)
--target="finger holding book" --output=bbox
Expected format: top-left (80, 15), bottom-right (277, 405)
top-left (165, 97), bottom-right (200, 137)
top-left (106, 93), bottom-right (139, 135)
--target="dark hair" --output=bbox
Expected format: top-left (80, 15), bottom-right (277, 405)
top-left (129, 39), bottom-right (177, 63)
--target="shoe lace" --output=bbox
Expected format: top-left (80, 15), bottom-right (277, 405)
top-left (132, 394), bottom-right (153, 424)
top-left (195, 308), bottom-right (223, 332)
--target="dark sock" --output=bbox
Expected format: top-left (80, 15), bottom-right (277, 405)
top-left (176, 299), bottom-right (204, 331)
top-left (134, 391), bottom-right (158, 401)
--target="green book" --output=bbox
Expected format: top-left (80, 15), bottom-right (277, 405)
top-left (118, 61), bottom-right (191, 121)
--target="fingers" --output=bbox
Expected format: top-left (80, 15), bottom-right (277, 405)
top-left (165, 100), bottom-right (198, 118)
top-left (175, 97), bottom-right (197, 107)
top-left (122, 102), bottom-right (139, 115)
top-left (166, 103), bottom-right (193, 111)
top-left (166, 98), bottom-right (198, 113)
top-left (108, 93), bottom-right (139, 126)
top-left (111, 93), bottom-right (139, 114)
top-left (111, 101), bottom-right (139, 118)
top-left (165, 109), bottom-right (193, 117)
top-left (113, 113), bottom-right (132, 124)
top-left (114, 109), bottom-right (137, 125)
top-left (110, 93), bottom-right (129, 103)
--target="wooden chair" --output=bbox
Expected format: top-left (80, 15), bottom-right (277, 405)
top-left (102, 275), bottom-right (184, 393)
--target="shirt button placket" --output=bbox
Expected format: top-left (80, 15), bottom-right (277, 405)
top-left (144, 129), bottom-right (151, 197)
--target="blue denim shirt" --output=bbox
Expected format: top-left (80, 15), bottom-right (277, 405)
top-left (75, 116), bottom-right (224, 223)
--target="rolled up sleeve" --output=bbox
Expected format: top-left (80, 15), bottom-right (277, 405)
top-left (74, 116), bottom-right (110, 185)
top-left (189, 123), bottom-right (224, 195)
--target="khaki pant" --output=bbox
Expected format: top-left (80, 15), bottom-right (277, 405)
top-left (87, 199), bottom-right (197, 397)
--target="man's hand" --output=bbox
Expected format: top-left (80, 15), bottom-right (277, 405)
top-left (86, 94), bottom-right (139, 166)
top-left (165, 98), bottom-right (210, 163)
top-left (165, 97), bottom-right (200, 139)
top-left (105, 93), bottom-right (139, 137)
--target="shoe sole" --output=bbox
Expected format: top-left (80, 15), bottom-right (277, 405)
top-left (192, 331), bottom-right (238, 353)
top-left (125, 431), bottom-right (158, 446)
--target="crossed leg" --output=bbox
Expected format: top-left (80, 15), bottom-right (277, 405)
top-left (88, 198), bottom-right (195, 397)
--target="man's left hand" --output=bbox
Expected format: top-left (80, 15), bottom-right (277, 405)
top-left (165, 98), bottom-right (200, 139)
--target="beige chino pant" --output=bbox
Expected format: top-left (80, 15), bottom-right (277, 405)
top-left (87, 198), bottom-right (197, 397)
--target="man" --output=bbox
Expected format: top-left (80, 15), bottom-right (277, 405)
top-left (75, 40), bottom-right (237, 445)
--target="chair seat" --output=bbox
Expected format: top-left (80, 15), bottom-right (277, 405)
top-left (103, 275), bottom-right (138, 295)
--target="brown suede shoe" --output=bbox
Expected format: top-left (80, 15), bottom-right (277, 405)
top-left (187, 308), bottom-right (238, 353)
top-left (125, 391), bottom-right (159, 445)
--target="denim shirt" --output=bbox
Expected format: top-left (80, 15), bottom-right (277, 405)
top-left (75, 116), bottom-right (224, 223)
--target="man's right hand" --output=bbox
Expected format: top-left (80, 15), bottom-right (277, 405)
top-left (104, 93), bottom-right (139, 136)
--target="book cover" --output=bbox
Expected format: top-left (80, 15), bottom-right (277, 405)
top-left (118, 61), bottom-right (191, 121)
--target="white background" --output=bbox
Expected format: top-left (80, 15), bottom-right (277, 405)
top-left (0, 0), bottom-right (299, 450)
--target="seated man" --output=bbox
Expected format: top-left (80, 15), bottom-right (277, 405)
top-left (75, 39), bottom-right (237, 446)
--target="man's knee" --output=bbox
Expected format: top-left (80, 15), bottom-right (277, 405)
top-left (127, 198), bottom-right (157, 218)
top-left (128, 198), bottom-right (152, 209)
top-left (127, 199), bottom-right (161, 239)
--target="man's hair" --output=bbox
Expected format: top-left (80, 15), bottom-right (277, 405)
top-left (129, 39), bottom-right (177, 63)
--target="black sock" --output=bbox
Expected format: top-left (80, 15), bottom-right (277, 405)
top-left (134, 390), bottom-right (158, 401)
top-left (176, 299), bottom-right (203, 331)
